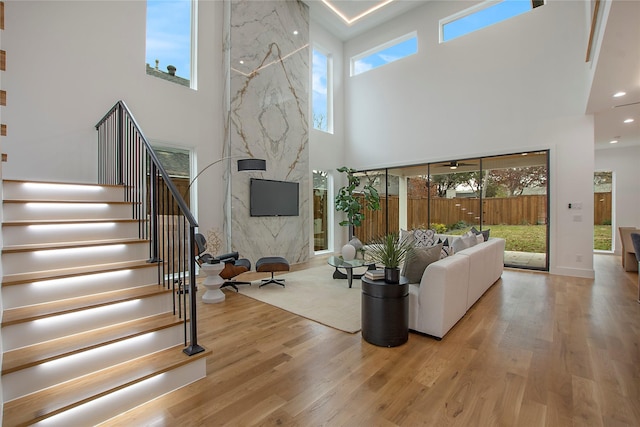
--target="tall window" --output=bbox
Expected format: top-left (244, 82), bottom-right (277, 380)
top-left (146, 0), bottom-right (195, 87)
top-left (351, 32), bottom-right (418, 76)
top-left (594, 171), bottom-right (613, 251)
top-left (313, 171), bottom-right (329, 251)
top-left (312, 48), bottom-right (332, 133)
top-left (440, 0), bottom-right (544, 43)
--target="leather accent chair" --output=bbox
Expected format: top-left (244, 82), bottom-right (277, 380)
top-left (215, 252), bottom-right (252, 291)
top-left (194, 233), bottom-right (252, 291)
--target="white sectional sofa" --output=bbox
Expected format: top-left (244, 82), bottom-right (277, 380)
top-left (407, 235), bottom-right (505, 339)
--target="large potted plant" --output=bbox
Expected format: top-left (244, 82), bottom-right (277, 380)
top-left (334, 166), bottom-right (380, 240)
top-left (366, 233), bottom-right (414, 283)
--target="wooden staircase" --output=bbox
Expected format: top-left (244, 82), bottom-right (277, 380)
top-left (1, 180), bottom-right (210, 426)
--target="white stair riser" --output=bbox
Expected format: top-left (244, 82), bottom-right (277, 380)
top-left (2, 267), bottom-right (159, 309)
top-left (3, 181), bottom-right (126, 202)
top-left (3, 243), bottom-right (150, 275)
top-left (2, 221), bottom-right (142, 246)
top-left (2, 294), bottom-right (175, 350)
top-left (2, 325), bottom-right (185, 401)
top-left (2, 202), bottom-right (137, 221)
top-left (31, 358), bottom-right (207, 427)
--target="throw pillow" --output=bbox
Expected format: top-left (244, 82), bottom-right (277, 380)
top-left (413, 228), bottom-right (436, 247)
top-left (464, 231), bottom-right (477, 247)
top-left (401, 243), bottom-right (443, 283)
top-left (452, 236), bottom-right (466, 253)
top-left (440, 245), bottom-right (454, 259)
top-left (438, 237), bottom-right (448, 246)
top-left (470, 226), bottom-right (490, 241)
top-left (400, 229), bottom-right (415, 246)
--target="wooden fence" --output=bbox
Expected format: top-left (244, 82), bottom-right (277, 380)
top-left (352, 193), bottom-right (611, 241)
top-left (594, 192), bottom-right (612, 225)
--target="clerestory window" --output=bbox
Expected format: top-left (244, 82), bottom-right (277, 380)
top-left (440, 0), bottom-right (544, 43)
top-left (351, 32), bottom-right (418, 77)
top-left (146, 0), bottom-right (196, 88)
top-left (312, 47), bottom-right (333, 133)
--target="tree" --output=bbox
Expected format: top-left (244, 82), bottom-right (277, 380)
top-left (313, 113), bottom-right (326, 131)
top-left (429, 172), bottom-right (480, 197)
top-left (487, 166), bottom-right (547, 196)
top-left (594, 171), bottom-right (612, 186)
top-left (335, 167), bottom-right (380, 233)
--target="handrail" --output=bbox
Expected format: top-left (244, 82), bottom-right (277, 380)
top-left (96, 100), bottom-right (197, 226)
top-left (95, 100), bottom-right (204, 356)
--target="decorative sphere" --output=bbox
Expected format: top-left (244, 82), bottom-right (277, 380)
top-left (341, 244), bottom-right (356, 261)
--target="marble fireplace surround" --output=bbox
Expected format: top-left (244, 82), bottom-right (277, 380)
top-left (223, 0), bottom-right (310, 265)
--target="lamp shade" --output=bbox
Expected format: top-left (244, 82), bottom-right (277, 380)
top-left (237, 158), bottom-right (266, 171)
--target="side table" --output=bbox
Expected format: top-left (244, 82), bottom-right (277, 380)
top-left (201, 262), bottom-right (225, 303)
top-left (361, 276), bottom-right (409, 347)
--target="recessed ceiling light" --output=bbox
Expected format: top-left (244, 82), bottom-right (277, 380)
top-left (623, 118), bottom-right (634, 123)
top-left (293, 30), bottom-right (299, 35)
top-left (239, 60), bottom-right (244, 65)
top-left (610, 139), bottom-right (618, 144)
top-left (613, 91), bottom-right (626, 97)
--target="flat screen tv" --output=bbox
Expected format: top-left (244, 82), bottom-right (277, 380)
top-left (250, 178), bottom-right (299, 217)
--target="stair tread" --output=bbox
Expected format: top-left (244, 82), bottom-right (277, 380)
top-left (2, 313), bottom-right (183, 374)
top-left (2, 345), bottom-right (211, 427)
top-left (3, 218), bottom-right (140, 226)
top-left (3, 199), bottom-right (134, 204)
top-left (2, 237), bottom-right (149, 253)
top-left (3, 179), bottom-right (125, 188)
top-left (2, 284), bottom-right (172, 326)
top-left (2, 259), bottom-right (158, 286)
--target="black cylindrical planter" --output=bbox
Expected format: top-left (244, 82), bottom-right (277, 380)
top-left (361, 276), bottom-right (409, 347)
top-left (384, 267), bottom-right (400, 284)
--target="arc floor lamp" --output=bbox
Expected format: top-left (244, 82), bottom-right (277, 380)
top-left (184, 157), bottom-right (267, 198)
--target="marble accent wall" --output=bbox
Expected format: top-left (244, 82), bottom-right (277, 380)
top-left (223, 0), bottom-right (310, 265)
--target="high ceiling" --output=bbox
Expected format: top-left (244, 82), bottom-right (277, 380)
top-left (304, 0), bottom-right (640, 150)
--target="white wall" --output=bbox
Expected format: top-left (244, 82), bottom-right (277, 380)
top-left (309, 19), bottom-right (347, 252)
top-left (3, 0), bottom-right (225, 235)
top-left (595, 145), bottom-right (640, 254)
top-left (342, 0), bottom-right (596, 277)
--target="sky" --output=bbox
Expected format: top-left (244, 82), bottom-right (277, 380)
top-left (443, 0), bottom-right (534, 42)
top-left (146, 0), bottom-right (192, 80)
top-left (312, 49), bottom-right (329, 132)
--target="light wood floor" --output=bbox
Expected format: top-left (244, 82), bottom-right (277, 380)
top-left (104, 254), bottom-right (640, 426)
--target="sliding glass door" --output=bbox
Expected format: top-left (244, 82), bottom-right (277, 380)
top-left (354, 150), bottom-right (550, 271)
top-left (482, 152), bottom-right (549, 270)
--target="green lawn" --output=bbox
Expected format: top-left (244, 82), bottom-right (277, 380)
top-left (447, 225), bottom-right (612, 253)
top-left (594, 225), bottom-right (613, 251)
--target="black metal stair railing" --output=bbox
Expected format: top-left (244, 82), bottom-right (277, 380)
top-left (95, 100), bottom-right (204, 356)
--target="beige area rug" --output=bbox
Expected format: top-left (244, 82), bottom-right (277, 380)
top-left (236, 265), bottom-right (362, 333)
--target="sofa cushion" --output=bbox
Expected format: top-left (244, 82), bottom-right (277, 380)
top-left (402, 243), bottom-right (443, 283)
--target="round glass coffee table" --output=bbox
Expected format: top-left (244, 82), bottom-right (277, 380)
top-left (327, 256), bottom-right (376, 288)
